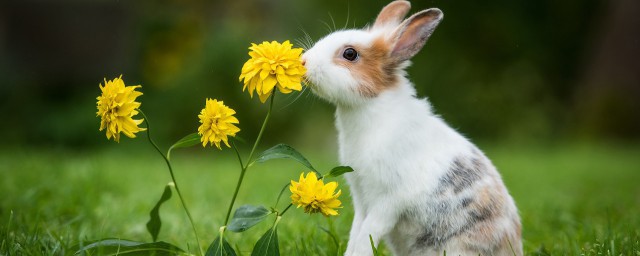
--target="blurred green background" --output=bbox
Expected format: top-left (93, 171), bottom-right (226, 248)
top-left (1, 0), bottom-right (638, 148)
top-left (1, 0), bottom-right (640, 254)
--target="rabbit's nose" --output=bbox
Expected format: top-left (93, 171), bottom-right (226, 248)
top-left (301, 59), bottom-right (307, 66)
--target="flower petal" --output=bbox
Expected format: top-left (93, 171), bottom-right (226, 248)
top-left (238, 40), bottom-right (307, 103)
top-left (196, 98), bottom-right (240, 150)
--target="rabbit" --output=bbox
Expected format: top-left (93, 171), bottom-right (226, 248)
top-left (301, 1), bottom-right (522, 256)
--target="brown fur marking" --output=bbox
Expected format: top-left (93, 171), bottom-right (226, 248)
top-left (461, 185), bottom-right (519, 255)
top-left (333, 37), bottom-right (400, 97)
top-left (470, 184), bottom-right (505, 223)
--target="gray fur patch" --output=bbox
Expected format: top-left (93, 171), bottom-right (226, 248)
top-left (460, 197), bottom-right (473, 208)
top-left (415, 230), bottom-right (441, 248)
top-left (414, 206), bottom-right (497, 250)
top-left (470, 203), bottom-right (494, 223)
top-left (438, 155), bottom-right (487, 193)
top-left (414, 153), bottom-right (502, 251)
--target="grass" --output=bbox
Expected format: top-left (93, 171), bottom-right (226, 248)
top-left (1, 141), bottom-right (639, 255)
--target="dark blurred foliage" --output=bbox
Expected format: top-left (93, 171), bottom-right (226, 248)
top-left (0, 0), bottom-right (638, 149)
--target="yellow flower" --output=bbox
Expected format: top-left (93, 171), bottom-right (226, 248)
top-left (239, 40), bottom-right (307, 103)
top-left (197, 98), bottom-right (240, 149)
top-left (96, 76), bottom-right (146, 142)
top-left (290, 172), bottom-right (342, 216)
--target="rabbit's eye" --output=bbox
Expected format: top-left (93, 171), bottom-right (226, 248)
top-left (342, 48), bottom-right (359, 61)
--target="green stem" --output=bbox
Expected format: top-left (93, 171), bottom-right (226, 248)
top-left (273, 183), bottom-right (289, 209)
top-left (273, 215), bottom-right (282, 227)
top-left (279, 203), bottom-right (294, 216)
top-left (223, 144), bottom-right (247, 226)
top-left (246, 93), bottom-right (276, 168)
top-left (223, 93), bottom-right (276, 226)
top-left (140, 110), bottom-right (203, 256)
top-left (231, 141), bottom-right (244, 170)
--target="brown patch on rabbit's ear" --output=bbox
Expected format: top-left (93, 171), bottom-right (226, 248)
top-left (373, 0), bottom-right (411, 30)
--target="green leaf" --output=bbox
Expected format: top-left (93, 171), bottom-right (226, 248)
top-left (253, 144), bottom-right (316, 172)
top-left (167, 133), bottom-right (201, 160)
top-left (324, 166), bottom-right (355, 178)
top-left (146, 184), bottom-right (173, 242)
top-left (227, 205), bottom-right (272, 233)
top-left (251, 227), bottom-right (279, 256)
top-left (74, 239), bottom-right (185, 255)
top-left (205, 235), bottom-right (237, 256)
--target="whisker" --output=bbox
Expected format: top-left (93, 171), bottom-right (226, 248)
top-left (295, 24), bottom-right (317, 52)
top-left (294, 37), bottom-right (310, 52)
top-left (343, 2), bottom-right (350, 30)
top-left (295, 26), bottom-right (306, 46)
top-left (294, 38), bottom-right (305, 50)
top-left (319, 19), bottom-right (333, 34)
top-left (307, 88), bottom-right (321, 108)
top-left (279, 86), bottom-right (310, 111)
top-left (328, 12), bottom-right (337, 32)
top-left (305, 33), bottom-right (314, 48)
top-left (302, 87), bottom-right (315, 105)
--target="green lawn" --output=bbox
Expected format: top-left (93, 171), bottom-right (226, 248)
top-left (1, 142), bottom-right (639, 255)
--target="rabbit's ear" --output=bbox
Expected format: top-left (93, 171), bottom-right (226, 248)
top-left (373, 1), bottom-right (411, 29)
top-left (390, 8), bottom-right (443, 62)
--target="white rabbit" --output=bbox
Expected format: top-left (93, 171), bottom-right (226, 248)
top-left (302, 1), bottom-right (522, 255)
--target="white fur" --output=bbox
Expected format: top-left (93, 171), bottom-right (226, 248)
top-left (335, 82), bottom-right (479, 256)
top-left (303, 29), bottom-right (387, 107)
top-left (302, 6), bottom-right (521, 256)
